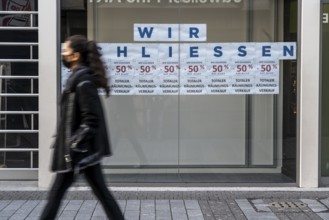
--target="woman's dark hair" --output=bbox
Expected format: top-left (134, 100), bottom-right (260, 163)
top-left (66, 35), bottom-right (110, 96)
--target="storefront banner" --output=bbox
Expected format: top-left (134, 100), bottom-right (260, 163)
top-left (61, 42), bottom-right (296, 95)
top-left (101, 43), bottom-right (296, 61)
top-left (134, 24), bottom-right (207, 41)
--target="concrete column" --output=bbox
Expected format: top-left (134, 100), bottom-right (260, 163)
top-left (297, 0), bottom-right (321, 187)
top-left (38, 0), bottom-right (58, 188)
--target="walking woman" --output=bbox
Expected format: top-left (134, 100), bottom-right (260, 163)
top-left (40, 35), bottom-right (125, 220)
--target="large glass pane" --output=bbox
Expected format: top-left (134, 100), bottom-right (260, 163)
top-left (91, 2), bottom-right (180, 168)
top-left (249, 1), bottom-right (276, 166)
top-left (178, 4), bottom-right (248, 166)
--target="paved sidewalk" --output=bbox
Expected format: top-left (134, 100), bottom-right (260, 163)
top-left (2, 184), bottom-right (329, 219)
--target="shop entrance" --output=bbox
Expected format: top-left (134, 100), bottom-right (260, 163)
top-left (61, 0), bottom-right (297, 184)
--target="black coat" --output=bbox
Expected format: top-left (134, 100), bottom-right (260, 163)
top-left (51, 65), bottom-right (112, 173)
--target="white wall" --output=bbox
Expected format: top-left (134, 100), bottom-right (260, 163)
top-left (38, 0), bottom-right (58, 188)
top-left (297, 0), bottom-right (321, 187)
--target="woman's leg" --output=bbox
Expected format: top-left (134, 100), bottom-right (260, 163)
top-left (39, 171), bottom-right (75, 220)
top-left (83, 164), bottom-right (125, 220)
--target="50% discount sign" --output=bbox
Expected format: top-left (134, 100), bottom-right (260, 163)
top-left (232, 64), bottom-right (254, 74)
top-left (182, 64), bottom-right (206, 75)
top-left (111, 64), bottom-right (134, 75)
top-left (210, 64), bottom-right (230, 74)
top-left (159, 64), bottom-right (180, 75)
top-left (136, 64), bottom-right (157, 75)
top-left (257, 63), bottom-right (278, 74)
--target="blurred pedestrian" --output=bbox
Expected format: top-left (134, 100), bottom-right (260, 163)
top-left (40, 35), bottom-right (124, 220)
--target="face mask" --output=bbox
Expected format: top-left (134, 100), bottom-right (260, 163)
top-left (62, 56), bottom-right (72, 69)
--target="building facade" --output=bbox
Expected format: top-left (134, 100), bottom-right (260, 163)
top-left (0, 0), bottom-right (326, 188)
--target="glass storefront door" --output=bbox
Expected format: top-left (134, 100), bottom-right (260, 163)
top-left (91, 1), bottom-right (252, 169)
top-left (61, 0), bottom-right (297, 183)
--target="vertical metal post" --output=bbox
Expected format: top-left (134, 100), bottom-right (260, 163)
top-left (30, 151), bottom-right (33, 168)
top-left (30, 45), bottom-right (33, 60)
top-left (31, 114), bottom-right (34, 130)
top-left (31, 79), bottom-right (33, 93)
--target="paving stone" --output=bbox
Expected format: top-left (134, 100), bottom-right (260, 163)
top-left (26, 200), bottom-right (47, 217)
top-left (64, 200), bottom-right (83, 211)
top-left (141, 200), bottom-right (155, 214)
top-left (185, 200), bottom-right (201, 210)
top-left (317, 213), bottom-right (329, 220)
top-left (172, 213), bottom-right (188, 220)
top-left (0, 201), bottom-right (25, 217)
top-left (320, 198), bottom-right (329, 208)
top-left (126, 200), bottom-right (141, 211)
top-left (140, 212), bottom-right (155, 220)
top-left (0, 201), bottom-right (10, 212)
top-left (198, 201), bottom-right (215, 220)
top-left (170, 199), bottom-right (186, 218)
top-left (285, 212), bottom-right (312, 220)
top-left (251, 199), bottom-right (272, 212)
top-left (90, 217), bottom-right (107, 220)
top-left (155, 218), bottom-right (171, 220)
top-left (8, 200), bottom-right (39, 220)
top-left (58, 200), bottom-right (70, 217)
top-left (226, 200), bottom-right (247, 220)
top-left (76, 200), bottom-right (97, 216)
top-left (124, 210), bottom-right (140, 220)
top-left (74, 216), bottom-right (93, 220)
top-left (24, 217), bottom-right (39, 220)
top-left (187, 209), bottom-right (204, 217)
top-left (117, 200), bottom-right (127, 211)
top-left (300, 199), bottom-right (328, 213)
top-left (156, 200), bottom-right (170, 211)
top-left (275, 213), bottom-right (291, 220)
top-left (58, 210), bottom-right (78, 218)
top-left (155, 210), bottom-right (171, 218)
top-left (305, 212), bottom-right (325, 220)
top-left (57, 216), bottom-right (75, 220)
top-left (92, 203), bottom-right (106, 217)
top-left (236, 199), bottom-right (279, 220)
